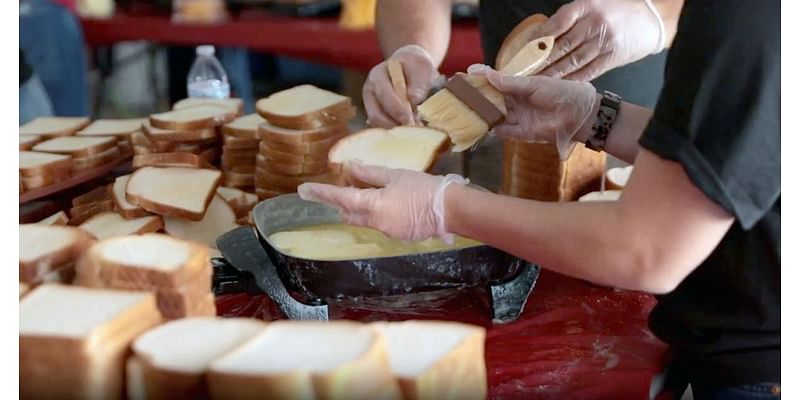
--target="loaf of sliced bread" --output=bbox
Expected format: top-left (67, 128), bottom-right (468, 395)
top-left (19, 224), bottom-right (94, 283)
top-left (19, 116), bottom-right (90, 137)
top-left (76, 118), bottom-right (147, 137)
top-left (221, 113), bottom-right (265, 139)
top-left (164, 195), bottom-right (239, 249)
top-left (32, 136), bottom-right (118, 158)
top-left (128, 317), bottom-right (266, 400)
top-left (79, 212), bottom-right (163, 240)
top-left (208, 321), bottom-right (401, 400)
top-left (126, 167), bottom-right (222, 220)
top-left (256, 85), bottom-right (355, 129)
top-left (20, 284), bottom-right (162, 400)
top-left (69, 200), bottom-right (115, 226)
top-left (20, 151), bottom-right (73, 177)
top-left (223, 135), bottom-right (260, 149)
top-left (259, 132), bottom-right (345, 156)
top-left (328, 127), bottom-right (447, 179)
top-left (374, 321), bottom-right (487, 400)
top-left (36, 210), bottom-right (69, 226)
top-left (150, 104), bottom-right (237, 130)
top-left (20, 134), bottom-right (43, 150)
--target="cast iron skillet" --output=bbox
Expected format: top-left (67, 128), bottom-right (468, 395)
top-left (252, 194), bottom-right (526, 304)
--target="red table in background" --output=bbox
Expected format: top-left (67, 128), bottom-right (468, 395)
top-left (80, 9), bottom-right (483, 74)
top-left (216, 270), bottom-right (670, 400)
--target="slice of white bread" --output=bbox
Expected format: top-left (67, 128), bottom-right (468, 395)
top-left (606, 165), bottom-right (633, 190)
top-left (20, 151), bottom-right (73, 177)
top-left (256, 84), bottom-right (356, 129)
top-left (19, 116), bottom-right (90, 137)
top-left (222, 113), bottom-right (265, 139)
top-left (217, 187), bottom-right (258, 217)
top-left (373, 321), bottom-right (487, 400)
top-left (73, 184), bottom-right (112, 207)
top-left (578, 190), bottom-right (622, 202)
top-left (257, 119), bottom-right (348, 145)
top-left (72, 147), bottom-right (122, 171)
top-left (75, 233), bottom-right (211, 290)
top-left (20, 284), bottom-right (162, 400)
top-left (223, 135), bottom-right (260, 149)
top-left (164, 195), bottom-right (239, 249)
top-left (126, 167), bottom-right (222, 220)
top-left (142, 121), bottom-right (218, 142)
top-left (222, 170), bottom-right (255, 188)
top-left (20, 134), bottom-right (43, 150)
top-left (260, 145), bottom-right (327, 165)
top-left (173, 97), bottom-right (244, 115)
top-left (80, 212), bottom-right (164, 240)
top-left (128, 317), bottom-right (266, 400)
top-left (132, 152), bottom-right (214, 169)
top-left (21, 169), bottom-right (72, 190)
top-left (19, 224), bottom-right (94, 284)
top-left (150, 104), bottom-right (237, 130)
top-left (259, 132), bottom-right (346, 156)
top-left (329, 126), bottom-right (446, 172)
top-left (258, 154), bottom-right (328, 176)
top-left (36, 210), bottom-right (69, 226)
top-left (255, 170), bottom-right (333, 192)
top-left (69, 200), bottom-right (115, 226)
top-left (32, 136), bottom-right (118, 158)
top-left (208, 321), bottom-right (401, 400)
top-left (76, 118), bottom-right (147, 136)
top-left (112, 175), bottom-right (150, 219)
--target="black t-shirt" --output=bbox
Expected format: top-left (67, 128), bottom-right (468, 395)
top-left (639, 0), bottom-right (780, 389)
top-left (477, 0), bottom-right (667, 107)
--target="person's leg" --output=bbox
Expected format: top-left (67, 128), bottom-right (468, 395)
top-left (19, 0), bottom-right (89, 116)
top-left (19, 74), bottom-right (54, 125)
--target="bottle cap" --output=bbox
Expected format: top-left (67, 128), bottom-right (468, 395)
top-left (196, 45), bottom-right (215, 56)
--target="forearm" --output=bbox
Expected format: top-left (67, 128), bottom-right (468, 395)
top-left (653, 0), bottom-right (684, 47)
top-left (376, 0), bottom-right (452, 65)
top-left (575, 94), bottom-right (654, 164)
top-left (445, 184), bottom-right (650, 291)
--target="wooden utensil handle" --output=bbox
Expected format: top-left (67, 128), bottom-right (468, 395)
top-left (499, 36), bottom-right (555, 76)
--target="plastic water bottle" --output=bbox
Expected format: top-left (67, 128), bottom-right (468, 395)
top-left (187, 45), bottom-right (230, 99)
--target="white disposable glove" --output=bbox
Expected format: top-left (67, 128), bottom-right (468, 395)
top-left (532, 0), bottom-right (666, 81)
top-left (363, 45), bottom-right (444, 128)
top-left (298, 162), bottom-right (468, 244)
top-left (469, 65), bottom-right (599, 159)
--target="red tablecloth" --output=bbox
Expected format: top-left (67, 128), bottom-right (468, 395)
top-left (81, 10), bottom-right (483, 74)
top-left (216, 270), bottom-right (670, 399)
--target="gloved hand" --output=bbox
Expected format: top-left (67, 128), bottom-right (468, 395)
top-left (532, 0), bottom-right (666, 81)
top-left (297, 162), bottom-right (468, 243)
top-left (363, 45), bottom-right (444, 128)
top-left (469, 65), bottom-right (598, 159)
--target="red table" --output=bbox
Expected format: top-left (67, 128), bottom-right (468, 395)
top-left (81, 10), bottom-right (483, 74)
top-left (216, 270), bottom-right (670, 399)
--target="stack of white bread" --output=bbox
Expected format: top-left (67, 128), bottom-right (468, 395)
top-left (254, 84), bottom-right (356, 200)
top-left (220, 113), bottom-right (264, 189)
top-left (20, 284), bottom-right (163, 399)
top-left (125, 318), bottom-right (487, 400)
top-left (76, 117), bottom-right (147, 158)
top-left (135, 98), bottom-right (244, 164)
top-left (75, 233), bottom-right (216, 319)
top-left (18, 116), bottom-right (133, 193)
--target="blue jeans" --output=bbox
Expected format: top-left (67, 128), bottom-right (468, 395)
top-left (693, 383), bottom-right (781, 400)
top-left (20, 74), bottom-right (54, 125)
top-left (20, 0), bottom-right (89, 117)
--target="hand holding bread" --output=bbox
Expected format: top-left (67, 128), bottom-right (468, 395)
top-left (363, 45), bottom-right (444, 128)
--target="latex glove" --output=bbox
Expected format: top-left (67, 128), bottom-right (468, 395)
top-left (298, 163), bottom-right (468, 243)
top-left (363, 45), bottom-right (444, 128)
top-left (469, 65), bottom-right (598, 159)
top-left (533, 0), bottom-right (666, 81)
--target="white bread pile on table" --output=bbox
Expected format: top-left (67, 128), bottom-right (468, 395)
top-left (20, 284), bottom-right (162, 400)
top-left (136, 98), bottom-right (243, 164)
top-left (19, 117), bottom-right (137, 193)
top-left (219, 113), bottom-right (264, 189)
top-left (76, 118), bottom-right (148, 158)
top-left (75, 233), bottom-right (216, 319)
top-left (19, 224), bottom-right (94, 287)
top-left (254, 84), bottom-right (356, 200)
